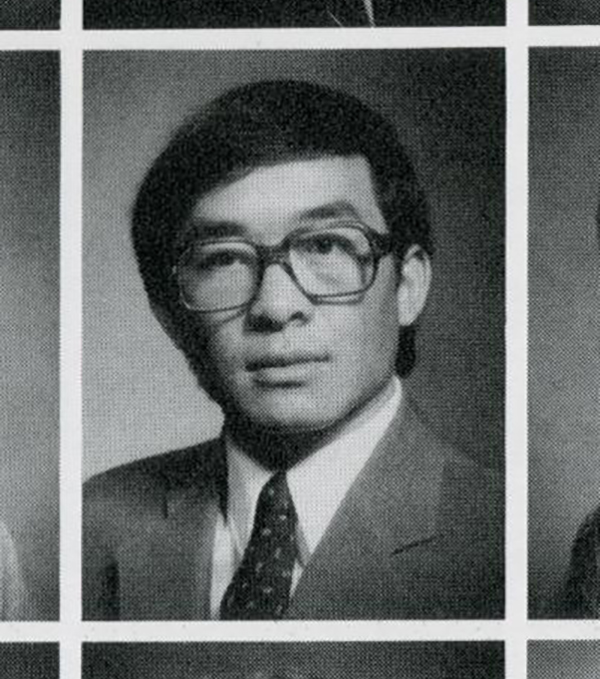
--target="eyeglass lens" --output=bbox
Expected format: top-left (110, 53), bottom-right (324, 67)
top-left (177, 225), bottom-right (377, 312)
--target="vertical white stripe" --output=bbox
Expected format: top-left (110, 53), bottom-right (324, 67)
top-left (506, 0), bottom-right (529, 676)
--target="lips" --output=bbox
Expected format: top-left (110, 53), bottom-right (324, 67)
top-left (246, 353), bottom-right (329, 371)
top-left (246, 352), bottom-right (330, 384)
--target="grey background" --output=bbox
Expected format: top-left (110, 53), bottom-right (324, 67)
top-left (0, 53), bottom-right (59, 619)
top-left (531, 0), bottom-right (600, 25)
top-left (83, 49), bottom-right (505, 479)
top-left (0, 0), bottom-right (59, 29)
top-left (529, 642), bottom-right (600, 678)
top-left (83, 642), bottom-right (504, 679)
top-left (529, 48), bottom-right (600, 617)
top-left (0, 644), bottom-right (58, 679)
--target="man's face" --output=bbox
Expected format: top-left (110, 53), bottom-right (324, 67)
top-left (183, 155), bottom-right (406, 433)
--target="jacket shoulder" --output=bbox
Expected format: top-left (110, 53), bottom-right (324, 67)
top-left (406, 405), bottom-right (504, 617)
top-left (424, 423), bottom-right (504, 525)
top-left (441, 443), bottom-right (503, 500)
top-left (84, 439), bottom-right (222, 515)
top-left (408, 401), bottom-right (503, 496)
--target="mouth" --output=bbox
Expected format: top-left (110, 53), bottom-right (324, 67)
top-left (246, 353), bottom-right (330, 385)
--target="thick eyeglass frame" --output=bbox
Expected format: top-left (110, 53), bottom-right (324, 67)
top-left (173, 221), bottom-right (395, 314)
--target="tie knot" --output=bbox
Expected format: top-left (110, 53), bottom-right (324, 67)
top-left (254, 471), bottom-right (297, 531)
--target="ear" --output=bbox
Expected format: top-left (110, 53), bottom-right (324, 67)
top-left (396, 244), bottom-right (432, 326)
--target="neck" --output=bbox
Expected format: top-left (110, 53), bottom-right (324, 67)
top-left (223, 378), bottom-right (397, 471)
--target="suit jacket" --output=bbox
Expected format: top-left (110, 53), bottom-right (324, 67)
top-left (84, 0), bottom-right (504, 29)
top-left (531, 0), bottom-right (600, 26)
top-left (0, 523), bottom-right (28, 621)
top-left (83, 402), bottom-right (504, 620)
top-left (554, 505), bottom-right (600, 619)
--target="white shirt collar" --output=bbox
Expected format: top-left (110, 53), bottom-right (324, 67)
top-left (224, 377), bottom-right (402, 564)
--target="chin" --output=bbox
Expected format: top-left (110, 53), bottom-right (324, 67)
top-left (236, 393), bottom-right (346, 434)
top-left (248, 408), bottom-right (339, 434)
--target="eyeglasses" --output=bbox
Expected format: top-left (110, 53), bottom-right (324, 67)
top-left (174, 222), bottom-right (394, 313)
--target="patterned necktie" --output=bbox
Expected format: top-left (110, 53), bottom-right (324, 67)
top-left (220, 471), bottom-right (298, 620)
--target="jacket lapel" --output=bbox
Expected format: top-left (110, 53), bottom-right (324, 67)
top-left (287, 401), bottom-right (447, 619)
top-left (117, 443), bottom-right (225, 620)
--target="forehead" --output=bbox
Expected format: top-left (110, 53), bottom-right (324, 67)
top-left (190, 155), bottom-right (386, 240)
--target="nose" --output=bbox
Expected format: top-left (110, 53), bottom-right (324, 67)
top-left (246, 262), bottom-right (313, 330)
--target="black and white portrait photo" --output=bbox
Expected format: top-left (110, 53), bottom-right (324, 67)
top-left (83, 642), bottom-right (505, 679)
top-left (529, 642), bottom-right (600, 678)
top-left (82, 49), bottom-right (505, 621)
top-left (0, 0), bottom-right (59, 29)
top-left (0, 644), bottom-right (58, 679)
top-left (83, 0), bottom-right (505, 29)
top-left (531, 0), bottom-right (600, 25)
top-left (0, 52), bottom-right (60, 621)
top-left (529, 48), bottom-right (600, 619)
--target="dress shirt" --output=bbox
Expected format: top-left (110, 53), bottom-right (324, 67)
top-left (209, 377), bottom-right (402, 618)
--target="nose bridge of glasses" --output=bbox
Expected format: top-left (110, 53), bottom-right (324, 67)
top-left (252, 240), bottom-right (311, 306)
top-left (256, 240), bottom-right (291, 268)
top-left (253, 240), bottom-right (302, 289)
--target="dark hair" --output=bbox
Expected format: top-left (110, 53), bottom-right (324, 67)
top-left (131, 79), bottom-right (433, 394)
top-left (559, 505), bottom-right (600, 618)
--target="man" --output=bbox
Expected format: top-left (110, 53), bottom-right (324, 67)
top-left (84, 79), bottom-right (504, 620)
top-left (531, 0), bottom-right (600, 25)
top-left (559, 506), bottom-right (600, 618)
top-left (84, 0), bottom-right (504, 28)
top-left (0, 0), bottom-right (58, 29)
top-left (0, 523), bottom-right (28, 620)
top-left (82, 643), bottom-right (504, 679)
top-left (556, 217), bottom-right (600, 620)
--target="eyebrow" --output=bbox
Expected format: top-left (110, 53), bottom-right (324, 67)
top-left (186, 219), bottom-right (246, 240)
top-left (296, 200), bottom-right (363, 223)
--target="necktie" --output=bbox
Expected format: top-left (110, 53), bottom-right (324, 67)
top-left (220, 471), bottom-right (298, 620)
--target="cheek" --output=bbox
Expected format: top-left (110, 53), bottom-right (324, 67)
top-left (363, 306), bottom-right (399, 363)
top-left (205, 328), bottom-right (243, 373)
top-left (334, 286), bottom-right (400, 368)
top-left (192, 316), bottom-right (243, 382)
top-left (362, 276), bottom-right (400, 351)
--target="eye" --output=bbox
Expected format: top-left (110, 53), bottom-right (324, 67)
top-left (192, 243), bottom-right (253, 272)
top-left (300, 234), bottom-right (346, 255)
top-left (199, 250), bottom-right (240, 269)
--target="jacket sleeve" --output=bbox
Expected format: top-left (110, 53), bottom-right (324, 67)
top-left (556, 506), bottom-right (600, 618)
top-left (83, 477), bottom-right (122, 620)
top-left (0, 523), bottom-right (28, 620)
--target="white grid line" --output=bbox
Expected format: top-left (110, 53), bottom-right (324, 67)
top-left (1, 0), bottom-right (600, 676)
